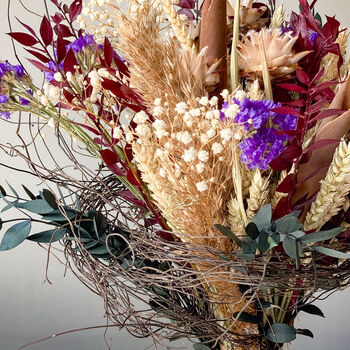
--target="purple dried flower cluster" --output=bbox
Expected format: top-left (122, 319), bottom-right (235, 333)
top-left (0, 60), bottom-right (24, 80)
top-left (67, 34), bottom-right (95, 53)
top-left (224, 98), bottom-right (296, 170)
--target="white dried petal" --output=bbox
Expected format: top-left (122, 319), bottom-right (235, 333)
top-left (196, 181), bottom-right (208, 192)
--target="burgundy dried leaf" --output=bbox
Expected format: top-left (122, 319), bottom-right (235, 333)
top-left (309, 109), bottom-right (345, 123)
top-left (296, 69), bottom-right (309, 85)
top-left (302, 139), bottom-right (339, 155)
top-left (127, 170), bottom-right (141, 186)
top-left (99, 149), bottom-right (120, 166)
top-left (54, 24), bottom-right (73, 38)
top-left (276, 174), bottom-right (296, 194)
top-left (269, 156), bottom-right (292, 171)
top-left (119, 190), bottom-right (145, 207)
top-left (63, 89), bottom-right (75, 103)
top-left (69, 0), bottom-right (82, 22)
top-left (57, 35), bottom-right (66, 63)
top-left (50, 0), bottom-right (59, 5)
top-left (270, 106), bottom-right (301, 117)
top-left (306, 100), bottom-right (326, 115)
top-left (52, 12), bottom-right (65, 24)
top-left (286, 99), bottom-right (306, 107)
top-left (114, 57), bottom-right (130, 78)
top-left (104, 37), bottom-right (113, 68)
top-left (63, 48), bottom-right (77, 73)
top-left (8, 32), bottom-right (38, 46)
top-left (310, 67), bottom-right (326, 85)
top-left (25, 48), bottom-right (50, 63)
top-left (278, 83), bottom-right (307, 93)
top-left (15, 17), bottom-right (36, 36)
top-left (273, 196), bottom-right (291, 220)
top-left (27, 58), bottom-right (52, 72)
top-left (40, 16), bottom-right (53, 46)
top-left (177, 0), bottom-right (195, 9)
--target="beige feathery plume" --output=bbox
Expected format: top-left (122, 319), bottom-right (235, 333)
top-left (161, 0), bottom-right (194, 50)
top-left (246, 169), bottom-right (270, 221)
top-left (320, 31), bottom-right (350, 83)
top-left (269, 3), bottom-right (285, 29)
top-left (304, 139), bottom-right (350, 231)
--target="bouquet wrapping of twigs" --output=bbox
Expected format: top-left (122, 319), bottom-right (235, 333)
top-left (2, 0), bottom-right (350, 349)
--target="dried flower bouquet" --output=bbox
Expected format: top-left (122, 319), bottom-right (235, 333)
top-left (1, 0), bottom-right (350, 349)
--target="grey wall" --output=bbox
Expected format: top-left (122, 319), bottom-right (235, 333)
top-left (0, 1), bottom-right (350, 349)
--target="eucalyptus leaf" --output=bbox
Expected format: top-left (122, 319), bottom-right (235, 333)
top-left (87, 243), bottom-right (109, 255)
top-left (18, 199), bottom-right (54, 214)
top-left (242, 238), bottom-right (258, 254)
top-left (298, 304), bottom-right (325, 318)
top-left (193, 344), bottom-right (211, 350)
top-left (6, 181), bottom-right (19, 198)
top-left (258, 231), bottom-right (269, 253)
top-left (22, 185), bottom-right (36, 200)
top-left (236, 251), bottom-right (255, 261)
top-left (42, 189), bottom-right (58, 210)
top-left (0, 218), bottom-right (2, 230)
top-left (0, 185), bottom-right (6, 197)
top-left (266, 323), bottom-right (297, 343)
top-left (42, 209), bottom-right (76, 221)
top-left (296, 328), bottom-right (314, 338)
top-left (312, 246), bottom-right (350, 259)
top-left (214, 224), bottom-right (242, 247)
top-left (1, 200), bottom-right (18, 213)
top-left (0, 220), bottom-right (31, 250)
top-left (27, 228), bottom-right (66, 243)
top-left (300, 227), bottom-right (343, 244)
top-left (276, 215), bottom-right (302, 234)
top-left (267, 233), bottom-right (280, 249)
top-left (283, 236), bottom-right (301, 259)
top-left (251, 204), bottom-right (272, 231)
top-left (245, 222), bottom-right (260, 240)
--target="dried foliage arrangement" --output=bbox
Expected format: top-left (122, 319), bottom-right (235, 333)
top-left (1, 0), bottom-right (350, 349)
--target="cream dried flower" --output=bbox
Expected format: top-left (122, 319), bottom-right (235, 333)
top-left (238, 29), bottom-right (312, 80)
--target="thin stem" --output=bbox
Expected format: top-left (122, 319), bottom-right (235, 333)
top-left (230, 0), bottom-right (240, 91)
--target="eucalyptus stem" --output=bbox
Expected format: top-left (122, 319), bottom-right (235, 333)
top-left (230, 0), bottom-right (240, 91)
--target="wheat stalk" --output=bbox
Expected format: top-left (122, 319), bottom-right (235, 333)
top-left (304, 139), bottom-right (350, 231)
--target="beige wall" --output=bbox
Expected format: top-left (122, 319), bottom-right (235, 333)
top-left (1, 1), bottom-right (350, 349)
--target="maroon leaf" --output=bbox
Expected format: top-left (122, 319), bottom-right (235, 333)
top-left (270, 106), bottom-right (301, 117)
top-left (99, 149), bottom-right (120, 166)
top-left (303, 139), bottom-right (339, 154)
top-left (57, 35), bottom-right (67, 63)
top-left (127, 170), bottom-right (141, 186)
top-left (309, 109), bottom-right (345, 123)
top-left (40, 16), bottom-right (53, 46)
top-left (278, 83), bottom-right (307, 93)
top-left (54, 24), bottom-right (73, 38)
top-left (177, 8), bottom-right (195, 21)
top-left (114, 57), bottom-right (130, 77)
top-left (269, 156), bottom-right (292, 171)
top-left (69, 0), bottom-right (82, 22)
top-left (25, 49), bottom-right (50, 63)
top-left (63, 89), bottom-right (75, 103)
top-left (16, 17), bottom-right (36, 36)
top-left (296, 69), bottom-right (309, 85)
top-left (63, 48), bottom-right (77, 73)
top-left (310, 67), bottom-right (325, 85)
top-left (119, 190), bottom-right (145, 207)
top-left (52, 12), bottom-right (65, 24)
top-left (273, 197), bottom-right (291, 220)
top-left (72, 122), bottom-right (101, 135)
top-left (104, 37), bottom-right (113, 68)
top-left (306, 100), bottom-right (326, 115)
top-left (274, 130), bottom-right (301, 138)
top-left (286, 99), bottom-right (306, 107)
top-left (50, 0), bottom-right (59, 5)
top-left (276, 174), bottom-right (296, 194)
top-left (27, 58), bottom-right (52, 72)
top-left (8, 32), bottom-right (38, 46)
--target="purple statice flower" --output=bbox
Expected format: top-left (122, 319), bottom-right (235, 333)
top-left (0, 111), bottom-right (10, 119)
top-left (0, 60), bottom-right (24, 80)
top-left (20, 89), bottom-right (33, 106)
top-left (223, 98), bottom-right (296, 170)
top-left (0, 94), bottom-right (8, 103)
top-left (45, 61), bottom-right (63, 82)
top-left (67, 34), bottom-right (96, 53)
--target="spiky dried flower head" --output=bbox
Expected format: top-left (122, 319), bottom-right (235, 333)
top-left (238, 29), bottom-right (312, 80)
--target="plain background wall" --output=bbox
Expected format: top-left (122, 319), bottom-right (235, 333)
top-left (1, 1), bottom-right (350, 349)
